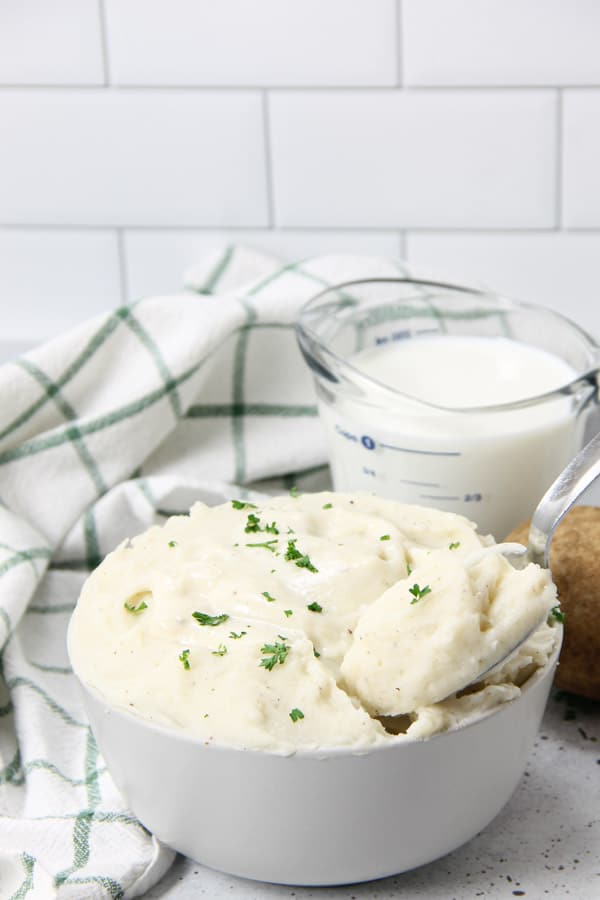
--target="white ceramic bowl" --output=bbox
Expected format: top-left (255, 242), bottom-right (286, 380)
top-left (72, 627), bottom-right (561, 886)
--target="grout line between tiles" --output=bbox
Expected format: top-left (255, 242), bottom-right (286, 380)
top-left (97, 0), bottom-right (112, 86)
top-left (3, 224), bottom-right (596, 235)
top-left (115, 229), bottom-right (129, 303)
top-left (1, 83), bottom-right (599, 92)
top-left (261, 92), bottom-right (276, 228)
top-left (398, 231), bottom-right (407, 258)
top-left (555, 89), bottom-right (563, 229)
top-left (396, 0), bottom-right (404, 88)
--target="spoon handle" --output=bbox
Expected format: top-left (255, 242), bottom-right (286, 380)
top-left (528, 429), bottom-right (600, 568)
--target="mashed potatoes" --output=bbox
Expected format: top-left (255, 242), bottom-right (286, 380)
top-left (68, 492), bottom-right (559, 752)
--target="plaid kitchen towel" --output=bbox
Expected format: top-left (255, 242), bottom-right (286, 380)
top-left (0, 247), bottom-right (412, 899)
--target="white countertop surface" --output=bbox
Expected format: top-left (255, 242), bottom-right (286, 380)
top-left (145, 690), bottom-right (599, 900)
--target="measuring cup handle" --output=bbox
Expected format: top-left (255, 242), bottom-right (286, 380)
top-left (528, 429), bottom-right (600, 568)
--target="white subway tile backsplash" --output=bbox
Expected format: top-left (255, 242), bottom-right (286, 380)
top-left (405, 232), bottom-right (600, 338)
top-left (563, 90), bottom-right (600, 228)
top-left (0, 0), bottom-right (104, 85)
top-left (123, 230), bottom-right (403, 298)
top-left (105, 0), bottom-right (397, 87)
top-left (1, 3), bottom-right (597, 347)
top-left (269, 91), bottom-right (556, 228)
top-left (0, 230), bottom-right (121, 343)
top-left (403, 0), bottom-right (600, 86)
top-left (0, 91), bottom-right (268, 227)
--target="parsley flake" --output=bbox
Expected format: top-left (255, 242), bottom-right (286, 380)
top-left (243, 513), bottom-right (279, 535)
top-left (244, 513), bottom-right (262, 533)
top-left (406, 563), bottom-right (412, 576)
top-left (168, 540), bottom-right (178, 548)
top-left (307, 601), bottom-right (323, 613)
top-left (449, 541), bottom-right (460, 550)
top-left (123, 595), bottom-right (149, 614)
top-left (246, 539), bottom-right (278, 552)
top-left (283, 609), bottom-right (293, 618)
top-left (229, 631), bottom-right (247, 639)
top-left (262, 591), bottom-right (277, 603)
top-left (379, 534), bottom-right (391, 541)
top-left (313, 648), bottom-right (321, 658)
top-left (289, 486), bottom-right (300, 498)
top-left (259, 641), bottom-right (289, 671)
top-left (284, 538), bottom-right (318, 573)
top-left (212, 644), bottom-right (228, 657)
top-left (322, 503), bottom-right (333, 510)
top-left (551, 605), bottom-right (565, 624)
top-left (192, 611), bottom-right (229, 627)
top-left (231, 500), bottom-right (257, 510)
top-left (289, 708), bottom-right (304, 723)
top-left (409, 583), bottom-right (431, 604)
top-left (179, 649), bottom-right (190, 670)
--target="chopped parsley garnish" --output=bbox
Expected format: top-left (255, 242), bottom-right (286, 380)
top-left (231, 500), bottom-right (257, 510)
top-left (307, 601), bottom-right (323, 613)
top-left (379, 534), bottom-right (391, 541)
top-left (244, 513), bottom-right (278, 535)
top-left (284, 538), bottom-right (318, 573)
top-left (179, 649), bottom-right (190, 670)
top-left (262, 591), bottom-right (277, 603)
top-left (285, 539), bottom-right (303, 561)
top-left (289, 486), bottom-right (300, 498)
top-left (289, 708), bottom-right (304, 723)
top-left (322, 503), bottom-right (333, 510)
top-left (409, 583), bottom-right (431, 604)
top-left (449, 541), bottom-right (460, 550)
top-left (246, 539), bottom-right (278, 552)
top-left (168, 540), bottom-right (178, 548)
top-left (123, 596), bottom-right (148, 614)
top-left (244, 513), bottom-right (262, 533)
top-left (313, 648), bottom-right (321, 658)
top-left (406, 562), bottom-right (412, 576)
top-left (259, 641), bottom-right (289, 671)
top-left (283, 609), bottom-right (293, 617)
top-left (551, 605), bottom-right (565, 623)
top-left (229, 631), bottom-right (247, 639)
top-left (192, 611), bottom-right (229, 627)
top-left (212, 644), bottom-right (228, 657)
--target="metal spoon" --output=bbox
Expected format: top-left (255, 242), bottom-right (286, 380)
top-left (463, 428), bottom-right (600, 685)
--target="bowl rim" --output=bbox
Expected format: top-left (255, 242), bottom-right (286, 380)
top-left (72, 622), bottom-right (563, 760)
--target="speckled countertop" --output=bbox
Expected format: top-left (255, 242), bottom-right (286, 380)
top-left (146, 690), bottom-right (599, 900)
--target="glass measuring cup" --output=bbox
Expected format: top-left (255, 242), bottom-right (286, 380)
top-left (296, 278), bottom-right (600, 538)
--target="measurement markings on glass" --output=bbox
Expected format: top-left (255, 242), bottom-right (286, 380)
top-left (399, 479), bottom-right (442, 488)
top-left (335, 425), bottom-right (462, 458)
top-left (379, 443), bottom-right (461, 457)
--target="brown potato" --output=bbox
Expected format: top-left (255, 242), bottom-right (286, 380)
top-left (505, 506), bottom-right (600, 700)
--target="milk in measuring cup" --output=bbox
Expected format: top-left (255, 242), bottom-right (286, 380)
top-left (322, 335), bottom-right (582, 538)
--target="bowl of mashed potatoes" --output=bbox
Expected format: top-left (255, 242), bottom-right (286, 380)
top-left (67, 492), bottom-right (562, 885)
